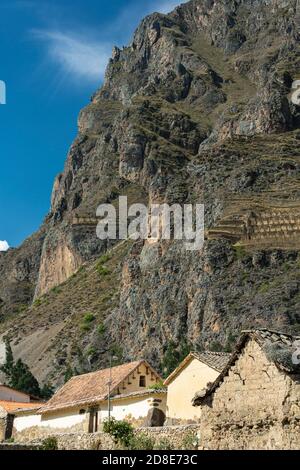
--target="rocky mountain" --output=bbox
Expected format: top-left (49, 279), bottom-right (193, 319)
top-left (0, 0), bottom-right (300, 387)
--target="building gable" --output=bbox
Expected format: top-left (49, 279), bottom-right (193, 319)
top-left (40, 360), bottom-right (161, 414)
top-left (164, 351), bottom-right (230, 386)
top-left (193, 328), bottom-right (300, 406)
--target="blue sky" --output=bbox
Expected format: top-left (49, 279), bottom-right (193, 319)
top-left (0, 0), bottom-right (185, 249)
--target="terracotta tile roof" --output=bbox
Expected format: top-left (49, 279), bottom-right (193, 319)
top-left (193, 328), bottom-right (300, 406)
top-left (0, 401), bottom-right (43, 413)
top-left (111, 389), bottom-right (167, 401)
top-left (192, 351), bottom-right (231, 372)
top-left (41, 360), bottom-right (161, 414)
top-left (164, 351), bottom-right (231, 385)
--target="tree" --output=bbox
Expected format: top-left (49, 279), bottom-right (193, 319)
top-left (10, 359), bottom-right (40, 397)
top-left (161, 339), bottom-right (192, 378)
top-left (0, 340), bottom-right (41, 397)
top-left (40, 383), bottom-right (55, 399)
top-left (64, 364), bottom-right (74, 383)
top-left (0, 340), bottom-right (14, 377)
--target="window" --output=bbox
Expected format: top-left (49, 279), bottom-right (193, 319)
top-left (139, 375), bottom-right (146, 387)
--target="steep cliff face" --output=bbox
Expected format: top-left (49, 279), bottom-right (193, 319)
top-left (0, 228), bottom-right (46, 316)
top-left (1, 0), bottom-right (300, 385)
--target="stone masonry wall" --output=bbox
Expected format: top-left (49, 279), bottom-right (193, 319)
top-left (0, 413), bottom-right (14, 441)
top-left (133, 425), bottom-right (200, 450)
top-left (11, 425), bottom-right (200, 450)
top-left (0, 417), bottom-right (6, 441)
top-left (199, 339), bottom-right (300, 450)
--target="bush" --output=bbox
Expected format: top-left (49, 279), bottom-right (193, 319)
top-left (103, 418), bottom-right (134, 448)
top-left (154, 438), bottom-right (174, 450)
top-left (209, 341), bottom-right (224, 352)
top-left (97, 265), bottom-right (111, 276)
top-left (83, 313), bottom-right (95, 323)
top-left (128, 433), bottom-right (155, 450)
top-left (80, 323), bottom-right (91, 332)
top-left (97, 323), bottom-right (106, 335)
top-left (96, 255), bottom-right (111, 277)
top-left (80, 313), bottom-right (96, 331)
top-left (86, 347), bottom-right (96, 357)
top-left (33, 298), bottom-right (42, 308)
top-left (51, 286), bottom-right (62, 295)
top-left (224, 332), bottom-right (238, 353)
top-left (181, 432), bottom-right (199, 450)
top-left (98, 254), bottom-right (111, 264)
top-left (233, 245), bottom-right (247, 260)
top-left (109, 344), bottom-right (123, 364)
top-left (40, 437), bottom-right (58, 450)
top-left (148, 380), bottom-right (166, 390)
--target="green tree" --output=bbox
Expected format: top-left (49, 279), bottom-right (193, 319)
top-left (64, 363), bottom-right (82, 383)
top-left (64, 364), bottom-right (74, 383)
top-left (40, 382), bottom-right (55, 399)
top-left (10, 359), bottom-right (40, 397)
top-left (0, 340), bottom-right (41, 397)
top-left (161, 339), bottom-right (192, 377)
top-left (0, 340), bottom-right (14, 377)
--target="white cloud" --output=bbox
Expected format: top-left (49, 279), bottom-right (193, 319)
top-left (30, 1), bottom-right (188, 85)
top-left (32, 30), bottom-right (112, 82)
top-left (0, 240), bottom-right (9, 252)
top-left (155, 0), bottom-right (186, 14)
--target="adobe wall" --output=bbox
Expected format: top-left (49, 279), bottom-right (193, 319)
top-left (199, 339), bottom-right (300, 449)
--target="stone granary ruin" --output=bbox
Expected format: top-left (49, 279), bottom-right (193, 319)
top-left (208, 197), bottom-right (300, 250)
top-left (193, 329), bottom-right (300, 450)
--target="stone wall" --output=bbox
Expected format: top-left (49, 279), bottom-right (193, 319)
top-left (11, 425), bottom-right (200, 450)
top-left (0, 443), bottom-right (40, 450)
top-left (55, 431), bottom-right (115, 450)
top-left (133, 425), bottom-right (200, 450)
top-left (208, 204), bottom-right (300, 250)
top-left (199, 339), bottom-right (300, 450)
top-left (0, 413), bottom-right (13, 441)
top-left (0, 417), bottom-right (6, 441)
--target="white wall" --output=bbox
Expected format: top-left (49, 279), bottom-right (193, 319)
top-left (14, 413), bottom-right (41, 432)
top-left (100, 393), bottom-right (166, 424)
top-left (14, 394), bottom-right (167, 434)
top-left (40, 409), bottom-right (87, 429)
top-left (14, 409), bottom-right (87, 432)
top-left (0, 385), bottom-right (30, 403)
top-left (166, 358), bottom-right (220, 423)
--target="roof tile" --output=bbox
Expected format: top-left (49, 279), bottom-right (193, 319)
top-left (41, 360), bottom-right (160, 414)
